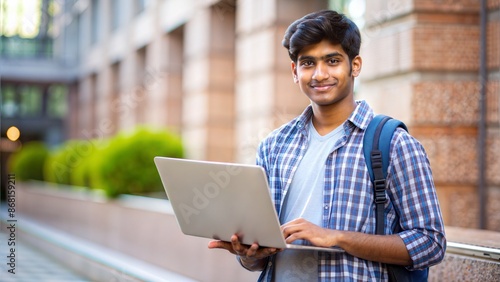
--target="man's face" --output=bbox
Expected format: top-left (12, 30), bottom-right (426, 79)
top-left (291, 39), bottom-right (361, 108)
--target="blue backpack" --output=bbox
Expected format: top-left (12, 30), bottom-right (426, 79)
top-left (363, 115), bottom-right (428, 282)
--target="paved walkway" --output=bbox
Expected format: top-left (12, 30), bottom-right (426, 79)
top-left (0, 213), bottom-right (198, 282)
top-left (0, 231), bottom-right (90, 282)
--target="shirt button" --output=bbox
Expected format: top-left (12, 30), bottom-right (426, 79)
top-left (324, 205), bottom-right (329, 210)
top-left (268, 262), bottom-right (273, 267)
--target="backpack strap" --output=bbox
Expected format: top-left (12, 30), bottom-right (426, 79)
top-left (363, 115), bottom-right (408, 235)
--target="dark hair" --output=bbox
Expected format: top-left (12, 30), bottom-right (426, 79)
top-left (282, 10), bottom-right (361, 63)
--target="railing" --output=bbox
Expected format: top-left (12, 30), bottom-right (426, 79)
top-left (429, 226), bottom-right (500, 281)
top-left (0, 36), bottom-right (53, 59)
top-left (447, 241), bottom-right (500, 261)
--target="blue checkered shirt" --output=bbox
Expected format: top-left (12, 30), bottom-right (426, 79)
top-left (255, 101), bottom-right (446, 281)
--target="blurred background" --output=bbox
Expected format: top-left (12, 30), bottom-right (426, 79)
top-left (0, 0), bottom-right (499, 281)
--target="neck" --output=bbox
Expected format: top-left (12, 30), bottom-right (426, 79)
top-left (311, 100), bottom-right (357, 136)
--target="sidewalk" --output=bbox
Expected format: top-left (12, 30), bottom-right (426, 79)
top-left (0, 209), bottom-right (198, 282)
top-left (0, 231), bottom-right (90, 282)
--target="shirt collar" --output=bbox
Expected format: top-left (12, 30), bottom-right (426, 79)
top-left (347, 100), bottom-right (374, 131)
top-left (295, 100), bottom-right (374, 132)
top-left (294, 105), bottom-right (314, 133)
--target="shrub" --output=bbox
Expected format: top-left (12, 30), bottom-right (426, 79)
top-left (93, 127), bottom-right (184, 198)
top-left (9, 141), bottom-right (49, 181)
top-left (44, 140), bottom-right (100, 186)
top-left (71, 139), bottom-right (107, 189)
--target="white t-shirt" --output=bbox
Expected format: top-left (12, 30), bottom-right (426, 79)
top-left (274, 119), bottom-right (344, 281)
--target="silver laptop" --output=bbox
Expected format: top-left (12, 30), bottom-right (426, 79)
top-left (154, 157), bottom-right (343, 253)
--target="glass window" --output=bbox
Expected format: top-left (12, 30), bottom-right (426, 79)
top-left (1, 85), bottom-right (18, 117)
top-left (19, 85), bottom-right (42, 117)
top-left (47, 84), bottom-right (68, 118)
top-left (0, 0), bottom-right (58, 58)
top-left (90, 0), bottom-right (100, 44)
top-left (135, 0), bottom-right (148, 16)
top-left (111, 0), bottom-right (122, 31)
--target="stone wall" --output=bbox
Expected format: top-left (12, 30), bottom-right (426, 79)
top-left (358, 0), bottom-right (500, 231)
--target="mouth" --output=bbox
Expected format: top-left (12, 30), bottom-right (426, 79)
top-left (310, 83), bottom-right (336, 91)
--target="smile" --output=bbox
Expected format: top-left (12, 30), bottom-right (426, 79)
top-left (310, 83), bottom-right (336, 91)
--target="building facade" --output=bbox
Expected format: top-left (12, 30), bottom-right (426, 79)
top-left (2, 0), bottom-right (499, 231)
top-left (358, 0), bottom-right (500, 230)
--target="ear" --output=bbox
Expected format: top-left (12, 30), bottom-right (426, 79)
top-left (291, 61), bottom-right (299, 83)
top-left (351, 55), bottom-right (362, 77)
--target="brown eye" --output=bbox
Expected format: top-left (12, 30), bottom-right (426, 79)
top-left (301, 60), bottom-right (314, 67)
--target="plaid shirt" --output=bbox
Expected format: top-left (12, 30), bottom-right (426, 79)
top-left (255, 101), bottom-right (446, 281)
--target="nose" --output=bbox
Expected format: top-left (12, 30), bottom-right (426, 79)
top-left (312, 62), bottom-right (329, 81)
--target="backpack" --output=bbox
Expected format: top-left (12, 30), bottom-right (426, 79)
top-left (363, 115), bottom-right (428, 282)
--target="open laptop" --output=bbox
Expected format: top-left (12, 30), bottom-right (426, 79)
top-left (154, 157), bottom-right (343, 253)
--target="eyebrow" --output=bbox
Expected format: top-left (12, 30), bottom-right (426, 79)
top-left (298, 52), bottom-right (344, 62)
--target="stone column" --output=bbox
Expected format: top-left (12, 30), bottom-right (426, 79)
top-left (77, 74), bottom-right (97, 139)
top-left (182, 4), bottom-right (236, 162)
top-left (154, 30), bottom-right (184, 134)
top-left (67, 83), bottom-right (80, 139)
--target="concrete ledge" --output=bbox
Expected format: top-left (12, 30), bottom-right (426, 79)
top-left (445, 226), bottom-right (500, 249)
top-left (1, 215), bottom-right (198, 282)
top-left (429, 226), bottom-right (500, 281)
top-left (430, 252), bottom-right (500, 281)
top-left (13, 182), bottom-right (260, 282)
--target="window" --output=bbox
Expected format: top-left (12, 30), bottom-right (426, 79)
top-left (111, 0), bottom-right (122, 31)
top-left (47, 85), bottom-right (68, 118)
top-left (134, 0), bottom-right (148, 16)
top-left (19, 85), bottom-right (42, 117)
top-left (0, 0), bottom-right (60, 58)
top-left (1, 85), bottom-right (18, 117)
top-left (90, 0), bottom-right (100, 44)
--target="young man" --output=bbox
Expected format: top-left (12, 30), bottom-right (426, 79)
top-left (209, 10), bottom-right (446, 281)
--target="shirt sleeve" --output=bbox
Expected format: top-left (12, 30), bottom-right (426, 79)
top-left (387, 129), bottom-right (447, 270)
top-left (256, 139), bottom-right (267, 168)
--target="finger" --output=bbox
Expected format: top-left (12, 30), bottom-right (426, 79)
top-left (282, 224), bottom-right (300, 240)
top-left (285, 233), bottom-right (299, 244)
top-left (231, 234), bottom-right (248, 255)
top-left (283, 224), bottom-right (309, 244)
top-left (208, 240), bottom-right (234, 253)
top-left (208, 240), bottom-right (223, 249)
top-left (281, 218), bottom-right (304, 234)
top-left (245, 243), bottom-right (260, 257)
top-left (282, 218), bottom-right (312, 239)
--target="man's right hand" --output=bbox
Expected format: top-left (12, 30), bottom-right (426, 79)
top-left (208, 234), bottom-right (281, 271)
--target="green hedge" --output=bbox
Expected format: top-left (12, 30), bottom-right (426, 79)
top-left (38, 127), bottom-right (183, 198)
top-left (71, 139), bottom-right (106, 189)
top-left (9, 141), bottom-right (49, 181)
top-left (44, 140), bottom-right (99, 186)
top-left (92, 127), bottom-right (184, 198)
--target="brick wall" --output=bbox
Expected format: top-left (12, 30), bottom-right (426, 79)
top-left (360, 0), bottom-right (500, 231)
top-left (413, 25), bottom-right (479, 71)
